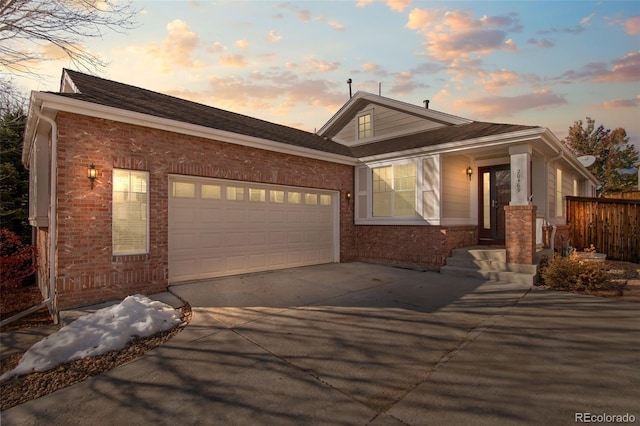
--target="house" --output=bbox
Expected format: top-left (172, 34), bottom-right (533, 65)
top-left (22, 69), bottom-right (597, 310)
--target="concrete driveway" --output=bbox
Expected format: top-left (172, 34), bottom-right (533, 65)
top-left (2, 262), bottom-right (639, 425)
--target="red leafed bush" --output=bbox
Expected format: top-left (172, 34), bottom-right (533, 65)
top-left (0, 228), bottom-right (37, 288)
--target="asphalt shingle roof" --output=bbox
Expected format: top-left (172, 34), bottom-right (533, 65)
top-left (350, 121), bottom-right (540, 157)
top-left (58, 69), bottom-right (354, 157)
top-left (56, 69), bottom-right (541, 159)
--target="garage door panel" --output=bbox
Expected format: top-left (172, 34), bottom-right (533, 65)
top-left (169, 177), bottom-right (336, 282)
top-left (226, 232), bottom-right (247, 247)
top-left (200, 233), bottom-right (222, 248)
top-left (248, 231), bottom-right (266, 246)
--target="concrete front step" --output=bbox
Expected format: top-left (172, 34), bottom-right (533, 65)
top-left (442, 246), bottom-right (539, 286)
top-left (440, 265), bottom-right (537, 285)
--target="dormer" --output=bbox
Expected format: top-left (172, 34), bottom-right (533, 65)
top-left (318, 92), bottom-right (471, 147)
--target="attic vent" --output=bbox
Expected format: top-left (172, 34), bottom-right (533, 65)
top-left (423, 99), bottom-right (430, 109)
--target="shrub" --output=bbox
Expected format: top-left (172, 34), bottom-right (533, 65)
top-left (540, 250), bottom-right (614, 293)
top-left (0, 228), bottom-right (37, 288)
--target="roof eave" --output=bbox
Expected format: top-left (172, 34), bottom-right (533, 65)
top-left (33, 92), bottom-right (359, 166)
top-left (317, 91), bottom-right (472, 137)
top-left (357, 127), bottom-right (548, 162)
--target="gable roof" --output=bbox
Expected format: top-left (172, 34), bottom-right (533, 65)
top-left (58, 69), bottom-right (354, 157)
top-left (318, 91), bottom-right (473, 138)
top-left (351, 121), bottom-right (540, 158)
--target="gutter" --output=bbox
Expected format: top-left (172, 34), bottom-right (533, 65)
top-left (1, 106), bottom-right (60, 327)
top-left (36, 107), bottom-right (60, 325)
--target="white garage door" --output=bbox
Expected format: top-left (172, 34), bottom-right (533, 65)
top-left (168, 176), bottom-right (339, 283)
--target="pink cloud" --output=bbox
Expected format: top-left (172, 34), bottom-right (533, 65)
top-left (593, 51), bottom-right (640, 83)
top-left (626, 16), bottom-right (640, 34)
top-left (407, 8), bottom-right (521, 63)
top-left (603, 96), bottom-right (640, 109)
top-left (527, 38), bottom-right (555, 48)
top-left (456, 89), bottom-right (567, 118)
top-left (218, 54), bottom-right (247, 67)
top-left (558, 52), bottom-right (640, 84)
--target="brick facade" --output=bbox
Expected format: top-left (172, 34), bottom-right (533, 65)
top-left (355, 225), bottom-right (478, 270)
top-left (38, 112), bottom-right (524, 309)
top-left (504, 205), bottom-right (537, 265)
top-left (45, 112), bottom-right (356, 308)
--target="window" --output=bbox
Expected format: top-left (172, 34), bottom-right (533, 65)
top-left (202, 184), bottom-right (221, 199)
top-left (172, 182), bottom-right (195, 198)
top-left (288, 191), bottom-right (302, 204)
top-left (372, 163), bottom-right (416, 217)
top-left (305, 193), bottom-right (318, 205)
top-left (358, 113), bottom-right (372, 139)
top-left (227, 186), bottom-right (245, 201)
top-left (556, 168), bottom-right (563, 217)
top-left (270, 190), bottom-right (285, 203)
top-left (249, 188), bottom-right (266, 202)
top-left (113, 170), bottom-right (149, 255)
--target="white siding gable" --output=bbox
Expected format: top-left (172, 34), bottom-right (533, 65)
top-left (333, 102), bottom-right (448, 147)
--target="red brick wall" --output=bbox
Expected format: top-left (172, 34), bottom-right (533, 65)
top-left (52, 112), bottom-right (356, 308)
top-left (505, 205), bottom-right (536, 264)
top-left (355, 225), bottom-right (478, 270)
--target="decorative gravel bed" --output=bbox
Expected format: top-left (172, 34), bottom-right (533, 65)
top-left (0, 304), bottom-right (191, 411)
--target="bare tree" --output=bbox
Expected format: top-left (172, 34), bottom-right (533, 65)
top-left (0, 0), bottom-right (139, 75)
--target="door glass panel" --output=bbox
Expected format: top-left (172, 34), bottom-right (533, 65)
top-left (483, 172), bottom-right (491, 230)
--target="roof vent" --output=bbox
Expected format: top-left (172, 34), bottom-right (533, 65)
top-left (423, 99), bottom-right (430, 109)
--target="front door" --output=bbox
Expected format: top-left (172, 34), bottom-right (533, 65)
top-left (478, 165), bottom-right (511, 243)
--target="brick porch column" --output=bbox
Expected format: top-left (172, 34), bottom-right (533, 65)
top-left (505, 205), bottom-right (536, 265)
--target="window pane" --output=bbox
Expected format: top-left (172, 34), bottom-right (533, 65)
top-left (305, 193), bottom-right (317, 205)
top-left (202, 184), bottom-right (221, 199)
top-left (373, 166), bottom-right (393, 217)
top-left (483, 172), bottom-right (491, 229)
top-left (288, 192), bottom-right (301, 204)
top-left (270, 190), bottom-right (285, 203)
top-left (358, 113), bottom-right (372, 139)
top-left (227, 186), bottom-right (245, 201)
top-left (319, 194), bottom-right (331, 205)
top-left (113, 170), bottom-right (148, 255)
top-left (250, 188), bottom-right (266, 202)
top-left (172, 182), bottom-right (195, 198)
top-left (373, 192), bottom-right (392, 216)
top-left (394, 163), bottom-right (416, 216)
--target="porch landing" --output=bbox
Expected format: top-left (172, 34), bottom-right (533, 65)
top-left (441, 246), bottom-right (551, 286)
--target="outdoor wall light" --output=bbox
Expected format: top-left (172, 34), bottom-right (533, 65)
top-left (466, 166), bottom-right (473, 181)
top-left (88, 164), bottom-right (97, 188)
top-left (345, 191), bottom-right (352, 200)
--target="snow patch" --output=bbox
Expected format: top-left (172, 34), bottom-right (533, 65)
top-left (1, 294), bottom-right (181, 380)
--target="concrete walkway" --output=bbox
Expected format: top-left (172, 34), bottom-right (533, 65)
top-left (1, 262), bottom-right (639, 425)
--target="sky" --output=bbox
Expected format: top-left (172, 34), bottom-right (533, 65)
top-left (0, 295), bottom-right (181, 380)
top-left (6, 0), bottom-right (640, 152)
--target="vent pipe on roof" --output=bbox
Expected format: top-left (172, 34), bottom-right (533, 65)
top-left (347, 78), bottom-right (352, 98)
top-left (423, 99), bottom-right (430, 109)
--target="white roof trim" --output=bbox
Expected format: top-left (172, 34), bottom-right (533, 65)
top-left (318, 91), bottom-right (472, 136)
top-left (358, 128), bottom-right (548, 162)
top-left (31, 92), bottom-right (359, 166)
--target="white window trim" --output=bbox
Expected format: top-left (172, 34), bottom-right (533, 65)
top-left (113, 169), bottom-right (150, 256)
top-left (356, 158), bottom-right (436, 225)
top-left (356, 110), bottom-right (374, 140)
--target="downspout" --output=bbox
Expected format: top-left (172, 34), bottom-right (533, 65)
top-left (37, 107), bottom-right (59, 324)
top-left (0, 107), bottom-right (59, 327)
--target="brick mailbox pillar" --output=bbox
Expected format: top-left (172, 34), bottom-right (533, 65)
top-left (505, 205), bottom-right (537, 265)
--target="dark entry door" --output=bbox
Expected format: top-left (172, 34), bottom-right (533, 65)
top-left (478, 165), bottom-right (511, 242)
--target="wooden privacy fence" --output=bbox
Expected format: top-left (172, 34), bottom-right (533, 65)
top-left (566, 196), bottom-right (639, 263)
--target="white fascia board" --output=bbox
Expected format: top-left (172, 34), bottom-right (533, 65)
top-left (318, 91), bottom-right (471, 136)
top-left (357, 127), bottom-right (548, 163)
top-left (539, 128), bottom-right (598, 185)
top-left (36, 92), bottom-right (359, 166)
